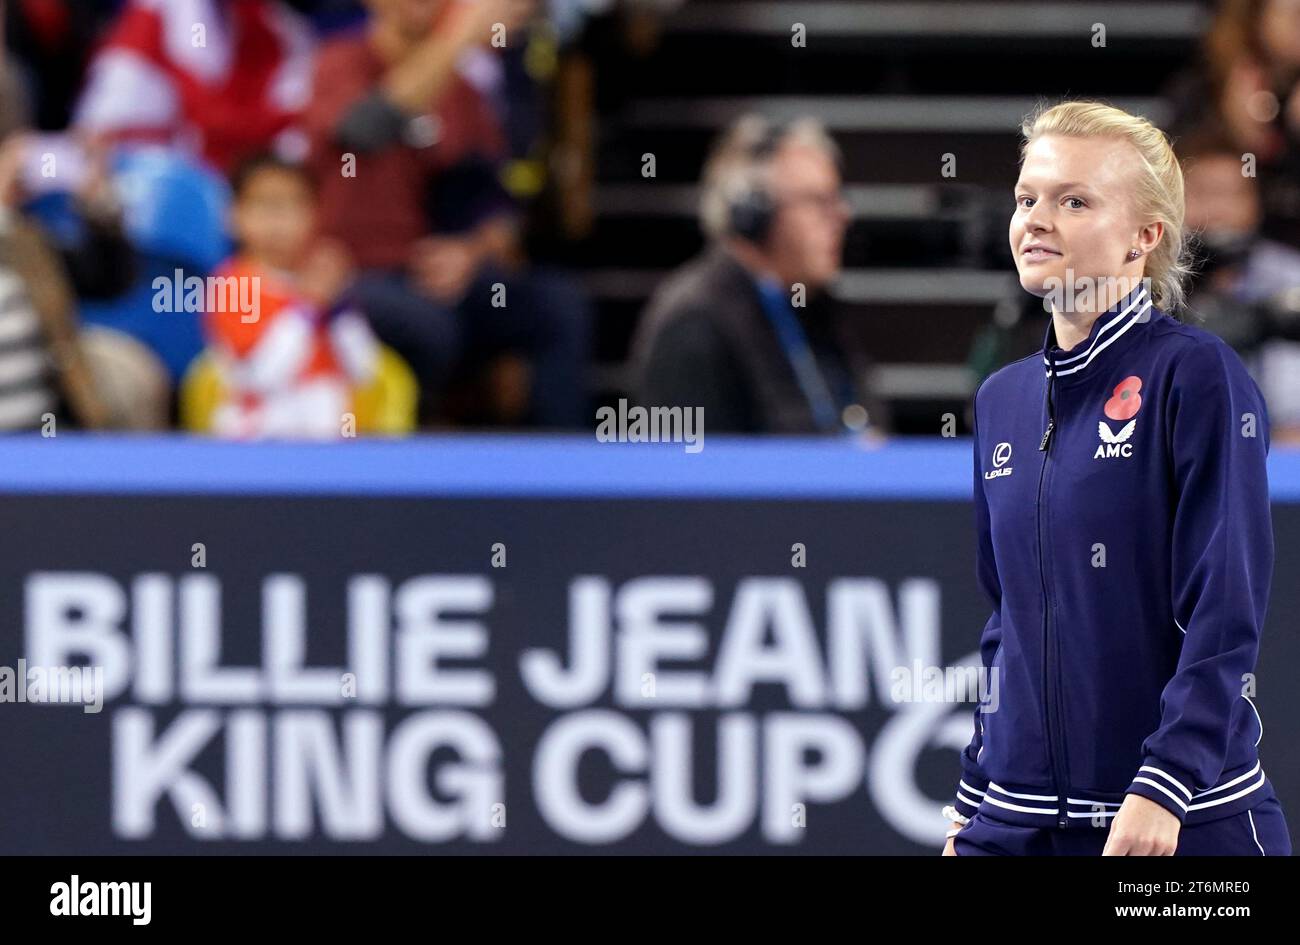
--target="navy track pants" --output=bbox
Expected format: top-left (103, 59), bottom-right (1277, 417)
top-left (953, 795), bottom-right (1291, 856)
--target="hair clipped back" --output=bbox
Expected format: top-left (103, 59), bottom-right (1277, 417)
top-left (1019, 100), bottom-right (1193, 314)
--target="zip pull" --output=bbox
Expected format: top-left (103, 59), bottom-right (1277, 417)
top-left (1039, 367), bottom-right (1056, 451)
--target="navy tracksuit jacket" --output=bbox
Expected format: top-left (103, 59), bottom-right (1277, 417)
top-left (951, 282), bottom-right (1283, 836)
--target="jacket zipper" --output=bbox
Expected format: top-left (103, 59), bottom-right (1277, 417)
top-left (1037, 367), bottom-right (1069, 828)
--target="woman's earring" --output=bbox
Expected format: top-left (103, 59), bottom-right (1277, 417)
top-left (1127, 249), bottom-right (1142, 260)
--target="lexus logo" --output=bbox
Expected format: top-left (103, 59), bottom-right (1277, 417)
top-left (985, 441), bottom-right (1014, 480)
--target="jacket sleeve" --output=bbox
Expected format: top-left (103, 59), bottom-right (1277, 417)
top-left (950, 390), bottom-right (1001, 821)
top-left (1123, 339), bottom-right (1274, 823)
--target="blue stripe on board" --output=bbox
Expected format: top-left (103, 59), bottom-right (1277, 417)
top-left (0, 434), bottom-right (1298, 500)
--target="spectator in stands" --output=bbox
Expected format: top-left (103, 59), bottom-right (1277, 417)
top-left (304, 0), bottom-right (591, 428)
top-left (204, 154), bottom-right (379, 439)
top-left (73, 0), bottom-right (316, 172)
top-left (1179, 127), bottom-right (1300, 443)
top-left (1163, 0), bottom-right (1300, 248)
top-left (0, 58), bottom-right (159, 431)
top-left (629, 115), bottom-right (888, 435)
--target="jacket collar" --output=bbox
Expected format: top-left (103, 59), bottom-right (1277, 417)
top-left (1041, 281), bottom-right (1153, 381)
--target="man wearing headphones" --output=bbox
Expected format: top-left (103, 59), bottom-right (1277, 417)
top-left (629, 114), bottom-right (887, 434)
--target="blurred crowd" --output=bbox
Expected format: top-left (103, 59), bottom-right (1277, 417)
top-left (3, 0), bottom-right (1300, 440)
top-left (0, 0), bottom-right (679, 436)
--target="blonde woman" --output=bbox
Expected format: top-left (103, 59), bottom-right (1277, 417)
top-left (942, 101), bottom-right (1290, 855)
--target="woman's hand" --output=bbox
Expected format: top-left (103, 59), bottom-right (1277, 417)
top-left (1102, 795), bottom-right (1181, 855)
top-left (940, 821), bottom-right (964, 855)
